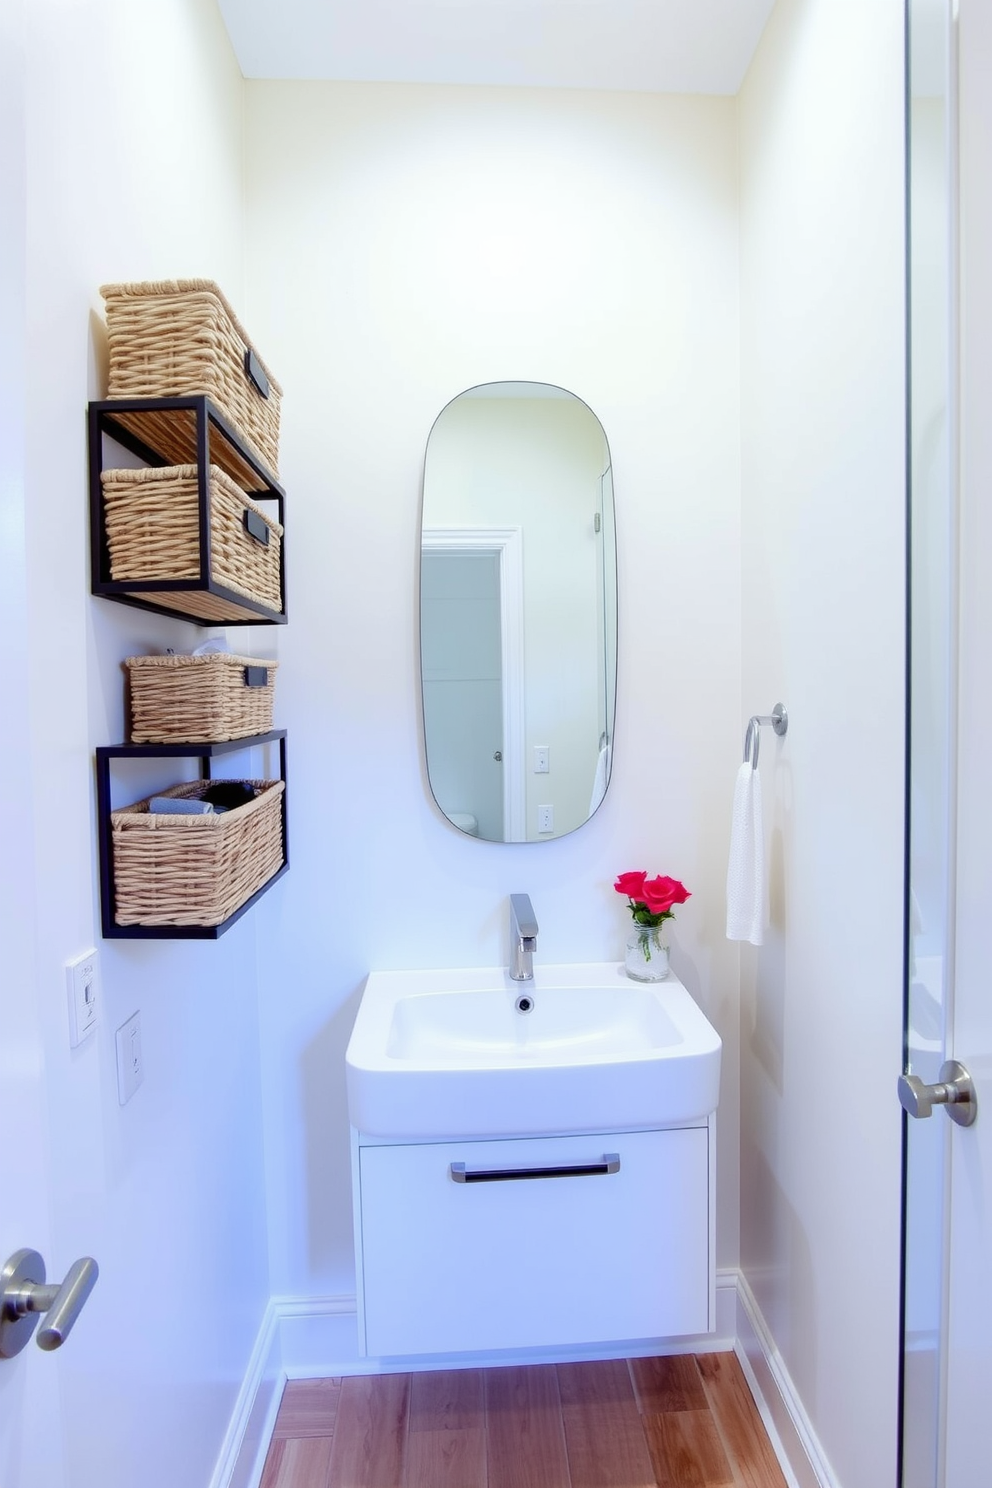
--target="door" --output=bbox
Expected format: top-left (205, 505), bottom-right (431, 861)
top-left (942, 0), bottom-right (992, 1477)
top-left (0, 855), bottom-right (67, 1488)
top-left (420, 528), bottom-right (526, 840)
top-left (0, 9), bottom-right (67, 1471)
top-left (900, 1), bottom-right (992, 1482)
top-left (421, 548), bottom-right (506, 840)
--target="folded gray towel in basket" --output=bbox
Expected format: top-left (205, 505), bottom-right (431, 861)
top-left (148, 796), bottom-right (215, 815)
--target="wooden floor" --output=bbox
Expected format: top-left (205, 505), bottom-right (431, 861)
top-left (259, 1353), bottom-right (789, 1488)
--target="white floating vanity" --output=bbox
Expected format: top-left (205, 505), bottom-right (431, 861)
top-left (345, 962), bottom-right (721, 1359)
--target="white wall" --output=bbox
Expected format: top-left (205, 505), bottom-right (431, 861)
top-left (243, 81), bottom-right (744, 1302)
top-left (738, 3), bottom-right (906, 1485)
top-left (4, 4), bottom-right (272, 1486)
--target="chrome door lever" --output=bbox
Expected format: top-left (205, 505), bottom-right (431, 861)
top-left (898, 1060), bottom-right (977, 1127)
top-left (0, 1249), bottom-right (99, 1358)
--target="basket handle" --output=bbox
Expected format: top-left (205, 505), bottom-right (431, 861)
top-left (244, 346), bottom-right (270, 399)
top-left (243, 666), bottom-right (269, 689)
top-left (243, 509), bottom-right (270, 546)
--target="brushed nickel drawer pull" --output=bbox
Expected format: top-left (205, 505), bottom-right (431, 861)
top-left (449, 1154), bottom-right (620, 1184)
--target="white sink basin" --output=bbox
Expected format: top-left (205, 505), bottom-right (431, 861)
top-left (345, 962), bottom-right (722, 1139)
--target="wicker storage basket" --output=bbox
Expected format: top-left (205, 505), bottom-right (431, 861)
top-left (101, 280), bottom-right (283, 477)
top-left (126, 653), bottom-right (278, 744)
top-left (110, 779), bottom-right (285, 927)
top-left (101, 463), bottom-right (284, 623)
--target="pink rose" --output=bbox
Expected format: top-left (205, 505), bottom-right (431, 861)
top-left (639, 875), bottom-right (691, 916)
top-left (614, 870), bottom-right (647, 899)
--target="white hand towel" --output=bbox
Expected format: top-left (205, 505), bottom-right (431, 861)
top-left (726, 762), bottom-right (765, 945)
top-left (588, 744), bottom-right (611, 815)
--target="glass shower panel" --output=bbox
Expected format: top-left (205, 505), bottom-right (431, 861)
top-left (901, 0), bottom-right (954, 1483)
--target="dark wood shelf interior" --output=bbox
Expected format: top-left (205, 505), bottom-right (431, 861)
top-left (92, 395), bottom-right (280, 493)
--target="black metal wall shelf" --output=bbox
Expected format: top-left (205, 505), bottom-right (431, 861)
top-left (88, 396), bottom-right (287, 627)
top-left (96, 731), bottom-right (288, 940)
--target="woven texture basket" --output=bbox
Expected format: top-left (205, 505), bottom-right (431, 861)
top-left (101, 463), bottom-right (284, 623)
top-left (101, 280), bottom-right (283, 477)
top-left (110, 780), bottom-right (285, 927)
top-left (126, 653), bottom-right (278, 744)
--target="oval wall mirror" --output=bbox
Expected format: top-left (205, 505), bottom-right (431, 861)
top-left (420, 381), bottom-right (617, 843)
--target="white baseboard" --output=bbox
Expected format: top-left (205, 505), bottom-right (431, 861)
top-left (733, 1272), bottom-right (840, 1488)
top-left (276, 1294), bottom-right (366, 1376)
top-left (207, 1301), bottom-right (284, 1488)
top-left (219, 1271), bottom-right (836, 1488)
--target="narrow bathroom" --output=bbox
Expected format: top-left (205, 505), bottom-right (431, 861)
top-left (5, 0), bottom-right (988, 1486)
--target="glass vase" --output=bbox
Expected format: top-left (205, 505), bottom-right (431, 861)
top-left (624, 922), bottom-right (670, 982)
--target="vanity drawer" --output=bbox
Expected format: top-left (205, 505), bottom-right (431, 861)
top-left (357, 1127), bottom-right (710, 1357)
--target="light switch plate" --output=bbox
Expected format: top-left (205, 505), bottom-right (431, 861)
top-left (66, 949), bottom-right (99, 1048)
top-left (115, 1012), bottom-right (144, 1105)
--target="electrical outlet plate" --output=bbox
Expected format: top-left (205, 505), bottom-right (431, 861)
top-left (538, 804), bottom-right (554, 834)
top-left (115, 1012), bottom-right (144, 1105)
top-left (66, 949), bottom-right (99, 1048)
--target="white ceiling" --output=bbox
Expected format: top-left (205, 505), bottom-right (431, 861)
top-left (217, 0), bottom-right (779, 95)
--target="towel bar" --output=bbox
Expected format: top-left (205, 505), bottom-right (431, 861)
top-left (743, 703), bottom-right (788, 770)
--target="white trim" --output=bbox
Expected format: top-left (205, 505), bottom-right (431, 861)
top-left (708, 1114), bottom-right (718, 1330)
top-left (219, 1273), bottom-right (838, 1488)
top-left (421, 527), bottom-right (526, 839)
top-left (713, 1267), bottom-right (740, 1349)
top-left (275, 1294), bottom-right (365, 1378)
top-left (734, 1272), bottom-right (840, 1488)
top-left (207, 1299), bottom-right (284, 1488)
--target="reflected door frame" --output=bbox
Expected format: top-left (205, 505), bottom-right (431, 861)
top-left (422, 528), bottom-right (525, 840)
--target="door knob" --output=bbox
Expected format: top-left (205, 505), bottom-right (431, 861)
top-left (898, 1059), bottom-right (977, 1127)
top-left (0, 1249), bottom-right (99, 1359)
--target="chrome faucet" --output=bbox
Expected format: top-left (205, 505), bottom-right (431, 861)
top-left (509, 893), bottom-right (539, 981)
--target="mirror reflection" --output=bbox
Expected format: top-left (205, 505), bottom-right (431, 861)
top-left (421, 381), bottom-right (616, 843)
